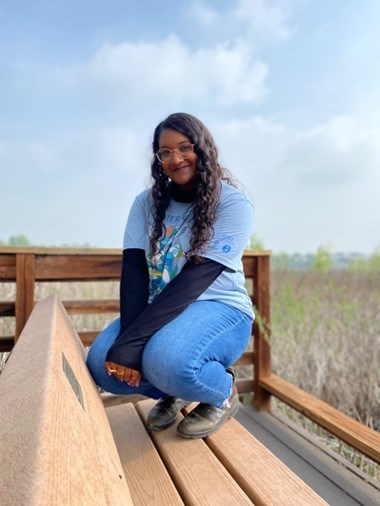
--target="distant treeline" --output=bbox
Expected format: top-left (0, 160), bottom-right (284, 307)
top-left (0, 235), bottom-right (93, 249)
top-left (2, 235), bottom-right (380, 273)
top-left (250, 236), bottom-right (380, 273)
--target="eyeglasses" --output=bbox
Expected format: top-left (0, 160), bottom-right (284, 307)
top-left (155, 143), bottom-right (196, 164)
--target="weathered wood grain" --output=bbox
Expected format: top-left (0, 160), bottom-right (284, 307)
top-left (260, 374), bottom-right (380, 464)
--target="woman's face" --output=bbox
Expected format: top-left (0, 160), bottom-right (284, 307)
top-left (158, 128), bottom-right (198, 190)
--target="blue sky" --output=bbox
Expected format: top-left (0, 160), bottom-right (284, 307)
top-left (1, 0), bottom-right (379, 253)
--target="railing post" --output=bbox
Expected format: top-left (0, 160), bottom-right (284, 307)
top-left (253, 254), bottom-right (271, 411)
top-left (15, 253), bottom-right (36, 340)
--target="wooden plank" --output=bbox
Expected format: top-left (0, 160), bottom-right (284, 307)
top-left (0, 254), bottom-right (16, 280)
top-left (78, 330), bottom-right (99, 346)
top-left (102, 393), bottom-right (146, 407)
top-left (0, 296), bottom-right (133, 505)
top-left (242, 255), bottom-right (256, 278)
top-left (137, 399), bottom-right (254, 505)
top-left (236, 378), bottom-right (254, 394)
top-left (243, 250), bottom-right (272, 257)
top-left (205, 417), bottom-right (327, 506)
top-left (0, 246), bottom-right (122, 255)
top-left (253, 254), bottom-right (271, 410)
top-left (107, 403), bottom-right (184, 505)
top-left (62, 299), bottom-right (119, 315)
top-left (35, 255), bottom-right (122, 280)
top-left (260, 374), bottom-right (380, 464)
top-left (0, 301), bottom-right (15, 317)
top-left (0, 246), bottom-right (269, 256)
top-left (235, 350), bottom-right (254, 366)
top-left (15, 253), bottom-right (35, 339)
top-left (0, 336), bottom-right (14, 352)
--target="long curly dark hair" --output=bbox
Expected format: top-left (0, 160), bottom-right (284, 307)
top-left (149, 112), bottom-right (236, 258)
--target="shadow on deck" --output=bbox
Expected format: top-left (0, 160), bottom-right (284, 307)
top-left (236, 404), bottom-right (379, 506)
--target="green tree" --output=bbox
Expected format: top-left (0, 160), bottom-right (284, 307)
top-left (250, 234), bottom-right (265, 250)
top-left (271, 252), bottom-right (291, 270)
top-left (8, 235), bottom-right (31, 246)
top-left (312, 245), bottom-right (332, 273)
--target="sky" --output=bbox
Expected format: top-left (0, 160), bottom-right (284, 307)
top-left (1, 0), bottom-right (379, 253)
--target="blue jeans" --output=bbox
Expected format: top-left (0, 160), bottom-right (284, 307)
top-left (86, 301), bottom-right (252, 407)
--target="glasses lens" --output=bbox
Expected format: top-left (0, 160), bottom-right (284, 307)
top-left (157, 149), bottom-right (171, 163)
top-left (178, 143), bottom-right (194, 156)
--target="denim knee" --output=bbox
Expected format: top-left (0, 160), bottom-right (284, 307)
top-left (142, 342), bottom-right (192, 392)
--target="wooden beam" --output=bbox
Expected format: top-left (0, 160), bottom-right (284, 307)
top-left (0, 254), bottom-right (16, 280)
top-left (236, 378), bottom-right (254, 394)
top-left (15, 254), bottom-right (35, 340)
top-left (253, 254), bottom-right (271, 411)
top-left (35, 255), bottom-right (122, 280)
top-left (78, 331), bottom-right (100, 346)
top-left (260, 374), bottom-right (380, 464)
top-left (0, 246), bottom-right (122, 255)
top-left (62, 299), bottom-right (119, 315)
top-left (0, 301), bottom-right (15, 317)
top-left (234, 351), bottom-right (254, 366)
top-left (0, 336), bottom-right (14, 352)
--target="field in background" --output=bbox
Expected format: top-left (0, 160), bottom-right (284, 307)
top-left (270, 270), bottom-right (379, 479)
top-left (271, 270), bottom-right (379, 431)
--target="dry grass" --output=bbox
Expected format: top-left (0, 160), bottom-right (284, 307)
top-left (270, 270), bottom-right (380, 431)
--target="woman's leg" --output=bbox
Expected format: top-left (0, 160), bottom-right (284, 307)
top-left (86, 318), bottom-right (166, 399)
top-left (142, 301), bottom-right (252, 407)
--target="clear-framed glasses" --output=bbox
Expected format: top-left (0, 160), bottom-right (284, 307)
top-left (155, 143), bottom-right (196, 164)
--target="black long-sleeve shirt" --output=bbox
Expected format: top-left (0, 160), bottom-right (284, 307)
top-left (105, 249), bottom-right (225, 370)
top-left (105, 182), bottom-right (227, 371)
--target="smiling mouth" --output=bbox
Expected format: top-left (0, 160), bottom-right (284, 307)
top-left (173, 164), bottom-right (190, 172)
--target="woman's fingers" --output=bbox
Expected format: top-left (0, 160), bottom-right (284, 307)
top-left (128, 370), bottom-right (141, 387)
top-left (104, 361), bottom-right (141, 385)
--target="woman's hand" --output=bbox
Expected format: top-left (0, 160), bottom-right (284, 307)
top-left (105, 361), bottom-right (142, 387)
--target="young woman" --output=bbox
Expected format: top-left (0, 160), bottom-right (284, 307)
top-left (87, 112), bottom-right (254, 438)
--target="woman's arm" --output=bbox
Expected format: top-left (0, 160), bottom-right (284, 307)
top-left (119, 248), bottom-right (149, 335)
top-left (106, 257), bottom-right (225, 371)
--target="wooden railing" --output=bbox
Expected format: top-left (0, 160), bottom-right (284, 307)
top-left (0, 247), bottom-right (379, 465)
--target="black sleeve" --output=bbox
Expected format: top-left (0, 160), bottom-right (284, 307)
top-left (119, 248), bottom-right (149, 335)
top-left (106, 257), bottom-right (226, 371)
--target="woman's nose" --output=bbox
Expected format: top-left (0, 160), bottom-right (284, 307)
top-left (171, 149), bottom-right (185, 164)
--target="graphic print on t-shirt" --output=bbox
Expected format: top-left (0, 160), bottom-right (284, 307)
top-left (146, 208), bottom-right (193, 302)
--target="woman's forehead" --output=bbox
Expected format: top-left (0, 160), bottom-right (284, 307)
top-left (158, 128), bottom-right (191, 148)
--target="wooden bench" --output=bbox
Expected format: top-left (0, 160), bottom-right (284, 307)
top-left (0, 296), bottom-right (328, 505)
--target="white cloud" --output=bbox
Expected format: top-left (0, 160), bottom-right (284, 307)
top-left (189, 0), bottom-right (294, 47)
top-left (88, 35), bottom-right (268, 105)
top-left (285, 116), bottom-right (380, 187)
top-left (234, 0), bottom-right (293, 43)
top-left (211, 113), bottom-right (380, 253)
top-left (189, 0), bottom-right (219, 25)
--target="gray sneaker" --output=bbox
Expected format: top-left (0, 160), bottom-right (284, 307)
top-left (147, 396), bottom-right (189, 431)
top-left (177, 373), bottom-right (239, 439)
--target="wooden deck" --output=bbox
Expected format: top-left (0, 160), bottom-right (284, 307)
top-left (236, 405), bottom-right (380, 506)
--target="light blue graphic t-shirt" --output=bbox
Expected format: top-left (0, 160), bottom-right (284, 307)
top-left (123, 182), bottom-right (255, 319)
